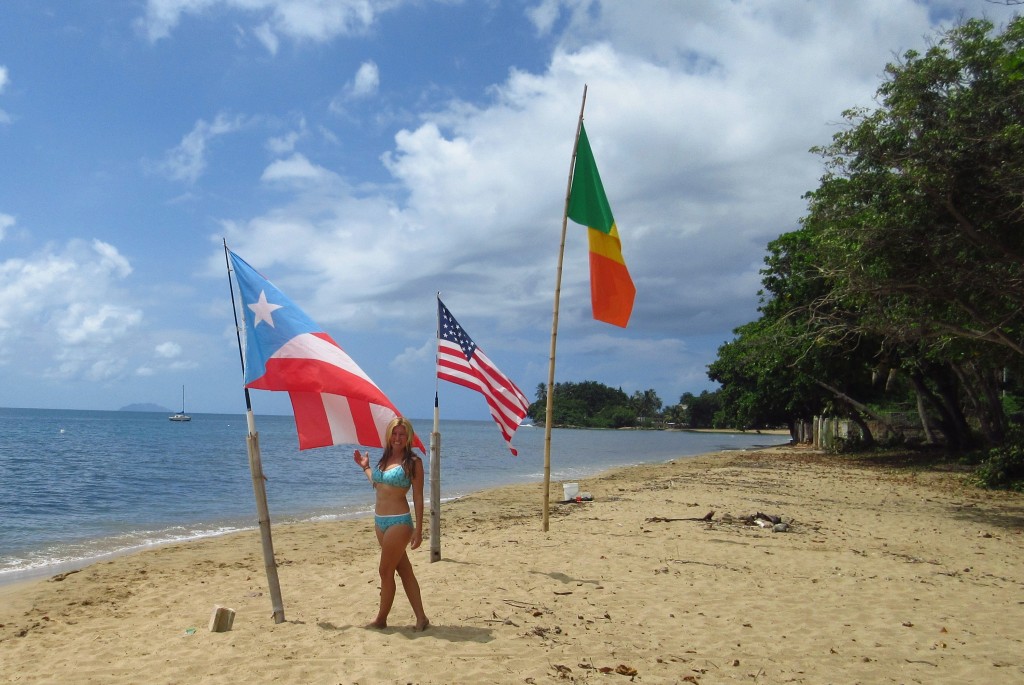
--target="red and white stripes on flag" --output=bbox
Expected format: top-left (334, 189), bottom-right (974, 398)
top-left (249, 330), bottom-right (425, 451)
top-left (229, 250), bottom-right (423, 452)
top-left (436, 298), bottom-right (530, 455)
top-left (288, 389), bottom-right (417, 451)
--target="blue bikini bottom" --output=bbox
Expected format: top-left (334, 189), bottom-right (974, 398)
top-left (375, 512), bottom-right (413, 533)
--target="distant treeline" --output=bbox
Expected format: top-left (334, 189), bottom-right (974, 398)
top-left (526, 381), bottom-right (726, 429)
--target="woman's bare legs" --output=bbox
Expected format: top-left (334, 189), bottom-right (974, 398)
top-left (369, 525), bottom-right (428, 630)
top-left (396, 553), bottom-right (429, 630)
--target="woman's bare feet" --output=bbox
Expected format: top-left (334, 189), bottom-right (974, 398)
top-left (366, 619), bottom-right (387, 629)
top-left (414, 617), bottom-right (430, 632)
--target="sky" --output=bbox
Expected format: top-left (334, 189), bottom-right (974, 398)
top-left (0, 0), bottom-right (1019, 424)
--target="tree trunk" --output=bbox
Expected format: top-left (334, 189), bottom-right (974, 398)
top-left (952, 361), bottom-right (1006, 446)
top-left (914, 387), bottom-right (937, 445)
top-left (846, 410), bottom-right (875, 448)
top-left (812, 379), bottom-right (899, 441)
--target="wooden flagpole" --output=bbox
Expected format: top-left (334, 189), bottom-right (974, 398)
top-left (429, 292), bottom-right (442, 562)
top-left (542, 85), bottom-right (588, 531)
top-left (224, 241), bottom-right (286, 623)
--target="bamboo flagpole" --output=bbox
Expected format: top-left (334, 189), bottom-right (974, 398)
top-left (223, 240), bottom-right (286, 623)
top-left (429, 292), bottom-right (442, 562)
top-left (542, 85), bottom-right (588, 531)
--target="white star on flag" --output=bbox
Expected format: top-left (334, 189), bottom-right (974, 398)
top-left (249, 290), bottom-right (283, 327)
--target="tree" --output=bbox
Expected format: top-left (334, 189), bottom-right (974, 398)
top-left (671, 390), bottom-right (723, 429)
top-left (527, 380), bottom-right (634, 428)
top-left (709, 224), bottom-right (895, 441)
top-left (630, 389), bottom-right (662, 426)
top-left (798, 16), bottom-right (1024, 447)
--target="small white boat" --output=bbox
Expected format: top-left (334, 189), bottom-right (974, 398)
top-left (169, 385), bottom-right (191, 422)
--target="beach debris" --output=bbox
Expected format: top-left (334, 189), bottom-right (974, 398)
top-left (559, 492), bottom-right (594, 504)
top-left (644, 511), bottom-right (715, 523)
top-left (596, 663), bottom-right (638, 677)
top-left (530, 625), bottom-right (562, 638)
top-left (209, 605), bottom-right (236, 632)
top-left (48, 569), bottom-right (81, 583)
top-left (734, 512), bottom-right (791, 532)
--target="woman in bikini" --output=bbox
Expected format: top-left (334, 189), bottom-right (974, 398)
top-left (354, 417), bottom-right (429, 631)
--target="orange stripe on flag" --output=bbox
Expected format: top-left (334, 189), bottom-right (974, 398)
top-left (588, 238), bottom-right (636, 328)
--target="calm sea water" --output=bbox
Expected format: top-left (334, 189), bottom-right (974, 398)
top-left (0, 408), bottom-right (788, 585)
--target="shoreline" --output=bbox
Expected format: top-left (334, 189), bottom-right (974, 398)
top-left (0, 429), bottom-right (789, 588)
top-left (2, 444), bottom-right (1021, 684)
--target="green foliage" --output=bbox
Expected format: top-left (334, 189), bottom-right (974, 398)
top-left (630, 388), bottom-right (662, 425)
top-left (708, 17), bottom-right (1024, 445)
top-left (527, 380), bottom-right (636, 428)
top-left (677, 390), bottom-right (722, 428)
top-left (972, 428), bottom-right (1024, 491)
top-left (597, 405), bottom-right (638, 429)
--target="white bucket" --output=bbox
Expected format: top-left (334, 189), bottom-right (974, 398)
top-left (562, 482), bottom-right (579, 500)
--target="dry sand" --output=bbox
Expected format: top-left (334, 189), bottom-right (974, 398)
top-left (1, 445), bottom-right (1022, 684)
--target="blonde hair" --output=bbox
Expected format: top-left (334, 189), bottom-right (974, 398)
top-left (377, 416), bottom-right (417, 479)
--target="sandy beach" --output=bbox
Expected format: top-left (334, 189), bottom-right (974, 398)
top-left (2, 444), bottom-right (1022, 684)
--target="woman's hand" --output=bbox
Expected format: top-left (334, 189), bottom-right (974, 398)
top-left (353, 450), bottom-right (370, 470)
top-left (410, 527), bottom-right (423, 550)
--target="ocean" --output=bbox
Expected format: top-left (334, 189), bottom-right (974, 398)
top-left (0, 407), bottom-right (789, 585)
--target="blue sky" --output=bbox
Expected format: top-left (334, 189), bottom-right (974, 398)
top-left (0, 0), bottom-right (1018, 423)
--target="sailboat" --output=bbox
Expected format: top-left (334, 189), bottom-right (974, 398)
top-left (169, 385), bottom-right (191, 422)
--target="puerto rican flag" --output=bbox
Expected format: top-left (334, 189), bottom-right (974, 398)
top-left (229, 250), bottom-right (423, 452)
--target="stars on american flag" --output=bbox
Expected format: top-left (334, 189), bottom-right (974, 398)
top-left (439, 306), bottom-right (477, 360)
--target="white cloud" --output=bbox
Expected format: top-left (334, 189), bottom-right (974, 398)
top-left (0, 65), bottom-right (9, 124)
top-left (92, 239), bottom-right (133, 278)
top-left (138, 0), bottom-right (393, 43)
top-left (349, 60), bottom-right (379, 98)
top-left (260, 152), bottom-right (336, 184)
top-left (253, 22), bottom-right (280, 54)
top-left (330, 60), bottom-right (381, 115)
top-left (56, 302), bottom-right (143, 345)
top-left (0, 213), bottom-right (13, 241)
top-left (155, 341), bottom-right (182, 358)
top-left (158, 113), bottom-right (244, 184)
top-left (267, 131), bottom-right (300, 154)
top-left (0, 240), bottom-right (144, 381)
top-left (266, 119), bottom-right (307, 154)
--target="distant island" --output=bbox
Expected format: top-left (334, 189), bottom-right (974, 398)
top-left (119, 403), bottom-right (172, 413)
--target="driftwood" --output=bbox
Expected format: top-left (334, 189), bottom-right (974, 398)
top-left (748, 512), bottom-right (780, 525)
top-left (645, 511), bottom-right (715, 523)
top-left (646, 510), bottom-right (791, 532)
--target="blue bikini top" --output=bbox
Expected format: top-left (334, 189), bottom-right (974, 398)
top-left (372, 464), bottom-right (411, 489)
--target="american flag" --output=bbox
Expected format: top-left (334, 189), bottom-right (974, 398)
top-left (229, 250), bottom-right (423, 452)
top-left (436, 299), bottom-right (530, 456)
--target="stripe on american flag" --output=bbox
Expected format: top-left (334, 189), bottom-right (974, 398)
top-left (437, 300), bottom-right (530, 455)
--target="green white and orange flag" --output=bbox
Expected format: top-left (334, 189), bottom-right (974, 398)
top-left (567, 123), bottom-right (636, 328)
